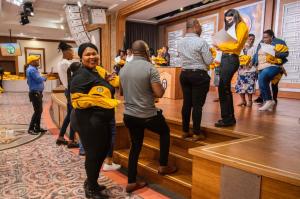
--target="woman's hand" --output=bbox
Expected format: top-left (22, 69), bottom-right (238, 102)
top-left (105, 72), bottom-right (116, 82)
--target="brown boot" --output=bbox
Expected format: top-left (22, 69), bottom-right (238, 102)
top-left (126, 181), bottom-right (147, 193)
top-left (158, 165), bottom-right (177, 175)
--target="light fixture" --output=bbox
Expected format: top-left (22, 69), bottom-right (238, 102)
top-left (23, 2), bottom-right (34, 16)
top-left (20, 12), bottom-right (29, 25)
top-left (6, 0), bottom-right (24, 6)
top-left (180, 7), bottom-right (184, 11)
top-left (60, 25), bottom-right (64, 30)
top-left (77, 1), bottom-right (82, 8)
top-left (108, 4), bottom-right (118, 10)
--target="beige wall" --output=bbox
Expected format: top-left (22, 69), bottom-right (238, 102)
top-left (17, 39), bottom-right (74, 73)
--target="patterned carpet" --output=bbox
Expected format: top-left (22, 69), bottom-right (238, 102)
top-left (0, 93), bottom-right (142, 199)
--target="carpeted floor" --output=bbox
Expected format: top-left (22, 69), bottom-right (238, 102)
top-left (0, 92), bottom-right (142, 199)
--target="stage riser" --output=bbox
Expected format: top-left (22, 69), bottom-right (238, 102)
top-left (113, 152), bottom-right (191, 198)
top-left (114, 123), bottom-right (239, 199)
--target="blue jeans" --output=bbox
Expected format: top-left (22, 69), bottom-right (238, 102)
top-left (78, 118), bottom-right (116, 157)
top-left (258, 66), bottom-right (281, 101)
top-left (59, 89), bottom-right (75, 140)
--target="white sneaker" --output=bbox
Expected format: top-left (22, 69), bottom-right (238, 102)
top-left (102, 163), bottom-right (121, 171)
top-left (258, 100), bottom-right (275, 111)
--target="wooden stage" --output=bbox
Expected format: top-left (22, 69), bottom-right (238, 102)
top-left (51, 91), bottom-right (300, 199)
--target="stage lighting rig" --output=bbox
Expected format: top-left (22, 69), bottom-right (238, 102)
top-left (23, 1), bottom-right (34, 16)
top-left (19, 1), bottom-right (34, 25)
top-left (20, 12), bottom-right (29, 25)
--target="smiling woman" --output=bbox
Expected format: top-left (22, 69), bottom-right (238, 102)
top-left (69, 42), bottom-right (120, 199)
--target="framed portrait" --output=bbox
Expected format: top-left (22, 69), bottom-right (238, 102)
top-left (25, 47), bottom-right (46, 73)
top-left (231, 0), bottom-right (266, 46)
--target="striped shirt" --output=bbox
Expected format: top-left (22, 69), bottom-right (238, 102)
top-left (177, 33), bottom-right (213, 70)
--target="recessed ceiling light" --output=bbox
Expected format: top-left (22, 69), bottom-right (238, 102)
top-left (108, 4), bottom-right (118, 10)
top-left (60, 25), bottom-right (64, 30)
top-left (180, 7), bottom-right (184, 11)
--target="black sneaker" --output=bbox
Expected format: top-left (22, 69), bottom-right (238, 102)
top-left (36, 128), bottom-right (47, 133)
top-left (254, 97), bottom-right (263, 104)
top-left (67, 141), bottom-right (79, 148)
top-left (214, 119), bottom-right (236, 127)
top-left (56, 137), bottom-right (68, 145)
top-left (28, 130), bottom-right (39, 135)
top-left (84, 180), bottom-right (108, 199)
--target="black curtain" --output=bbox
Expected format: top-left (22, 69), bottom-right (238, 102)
top-left (124, 21), bottom-right (158, 52)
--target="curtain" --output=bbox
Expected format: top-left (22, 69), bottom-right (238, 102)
top-left (124, 21), bottom-right (158, 52)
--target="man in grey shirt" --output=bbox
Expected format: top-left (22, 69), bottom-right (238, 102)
top-left (120, 40), bottom-right (177, 193)
top-left (177, 18), bottom-right (213, 141)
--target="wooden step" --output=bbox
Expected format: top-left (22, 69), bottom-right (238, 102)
top-left (114, 148), bottom-right (192, 198)
top-left (143, 135), bottom-right (194, 161)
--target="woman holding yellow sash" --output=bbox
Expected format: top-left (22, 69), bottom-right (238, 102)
top-left (214, 9), bottom-right (248, 127)
top-left (70, 43), bottom-right (119, 199)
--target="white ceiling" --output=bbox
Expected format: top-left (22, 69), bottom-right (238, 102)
top-left (0, 0), bottom-right (137, 40)
top-left (128, 0), bottom-right (206, 23)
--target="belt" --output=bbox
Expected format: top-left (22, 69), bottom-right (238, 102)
top-left (182, 69), bottom-right (206, 72)
top-left (223, 53), bottom-right (238, 57)
top-left (30, 90), bottom-right (42, 93)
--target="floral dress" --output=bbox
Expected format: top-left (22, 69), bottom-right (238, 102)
top-left (235, 67), bottom-right (256, 94)
top-left (235, 46), bottom-right (257, 94)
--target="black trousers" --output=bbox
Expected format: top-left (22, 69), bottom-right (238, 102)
top-left (71, 108), bottom-right (114, 189)
top-left (218, 54), bottom-right (239, 122)
top-left (123, 110), bottom-right (170, 183)
top-left (29, 91), bottom-right (43, 130)
top-left (180, 70), bottom-right (210, 134)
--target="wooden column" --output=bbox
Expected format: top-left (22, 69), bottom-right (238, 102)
top-left (86, 16), bottom-right (112, 72)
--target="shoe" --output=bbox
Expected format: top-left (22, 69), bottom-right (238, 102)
top-left (84, 180), bottom-right (108, 199)
top-left (67, 141), bottom-right (79, 148)
top-left (126, 181), bottom-right (147, 193)
top-left (181, 132), bottom-right (193, 139)
top-left (237, 101), bottom-right (246, 106)
top-left (84, 180), bottom-right (106, 192)
top-left (79, 151), bottom-right (86, 156)
top-left (103, 162), bottom-right (121, 171)
top-left (258, 100), bottom-right (275, 111)
top-left (254, 97), bottom-right (263, 104)
top-left (214, 119), bottom-right (236, 127)
top-left (192, 133), bottom-right (206, 141)
top-left (28, 129), bottom-right (39, 135)
top-left (158, 165), bottom-right (177, 175)
top-left (102, 163), bottom-right (121, 171)
top-left (56, 137), bottom-right (68, 145)
top-left (36, 128), bottom-right (47, 133)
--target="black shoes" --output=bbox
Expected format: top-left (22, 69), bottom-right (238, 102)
top-left (36, 128), bottom-right (47, 133)
top-left (28, 127), bottom-right (47, 135)
top-left (254, 97), bottom-right (263, 104)
top-left (215, 119), bottom-right (236, 127)
top-left (56, 137), bottom-right (68, 145)
top-left (28, 129), bottom-right (39, 135)
top-left (67, 141), bottom-right (79, 148)
top-left (84, 180), bottom-right (108, 199)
